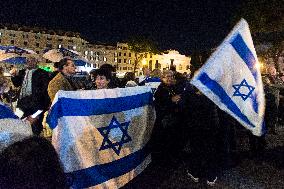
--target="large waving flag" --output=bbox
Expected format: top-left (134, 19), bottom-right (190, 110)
top-left (47, 87), bottom-right (155, 188)
top-left (190, 19), bottom-right (265, 136)
top-left (0, 103), bottom-right (32, 151)
top-left (0, 45), bottom-right (37, 64)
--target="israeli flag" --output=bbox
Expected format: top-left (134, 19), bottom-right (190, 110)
top-left (47, 87), bottom-right (155, 188)
top-left (0, 103), bottom-right (32, 151)
top-left (190, 19), bottom-right (265, 136)
top-left (144, 77), bottom-right (161, 94)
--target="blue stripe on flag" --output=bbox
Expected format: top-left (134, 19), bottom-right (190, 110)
top-left (4, 57), bottom-right (27, 64)
top-left (66, 143), bottom-right (150, 189)
top-left (0, 104), bottom-right (18, 119)
top-left (47, 92), bottom-right (153, 129)
top-left (198, 73), bottom-right (255, 128)
top-left (231, 33), bottom-right (259, 113)
top-left (146, 77), bottom-right (161, 82)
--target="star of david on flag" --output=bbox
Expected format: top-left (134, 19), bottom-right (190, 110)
top-left (98, 116), bottom-right (132, 155)
top-left (190, 19), bottom-right (265, 136)
top-left (233, 79), bottom-right (255, 101)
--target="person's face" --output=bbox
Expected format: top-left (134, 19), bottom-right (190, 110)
top-left (162, 72), bottom-right (174, 86)
top-left (63, 60), bottom-right (76, 75)
top-left (95, 75), bottom-right (110, 89)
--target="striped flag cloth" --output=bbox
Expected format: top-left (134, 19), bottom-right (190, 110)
top-left (190, 19), bottom-right (265, 136)
top-left (47, 86), bottom-right (155, 188)
top-left (144, 77), bottom-right (161, 94)
top-left (0, 102), bottom-right (32, 151)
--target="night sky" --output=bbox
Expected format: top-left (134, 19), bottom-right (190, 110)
top-left (0, 0), bottom-right (243, 54)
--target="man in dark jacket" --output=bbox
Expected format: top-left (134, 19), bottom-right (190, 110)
top-left (11, 57), bottom-right (50, 135)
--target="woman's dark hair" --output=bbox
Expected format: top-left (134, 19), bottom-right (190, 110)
top-left (58, 57), bottom-right (73, 71)
top-left (0, 136), bottom-right (67, 189)
top-left (100, 63), bottom-right (116, 72)
top-left (93, 68), bottom-right (112, 80)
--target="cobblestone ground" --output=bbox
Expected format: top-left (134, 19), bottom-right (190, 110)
top-left (123, 126), bottom-right (284, 189)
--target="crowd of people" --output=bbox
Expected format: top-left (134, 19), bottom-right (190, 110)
top-left (0, 56), bottom-right (283, 188)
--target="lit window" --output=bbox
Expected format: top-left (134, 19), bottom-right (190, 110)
top-left (114, 58), bottom-right (117, 62)
top-left (85, 51), bottom-right (88, 55)
top-left (128, 60), bottom-right (131, 64)
top-left (58, 44), bottom-right (62, 48)
top-left (103, 57), bottom-right (107, 61)
top-left (114, 52), bottom-right (118, 56)
top-left (73, 46), bottom-right (76, 50)
top-left (90, 51), bottom-right (93, 55)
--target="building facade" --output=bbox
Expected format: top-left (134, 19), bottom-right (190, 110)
top-left (0, 24), bottom-right (88, 67)
top-left (0, 25), bottom-right (191, 76)
top-left (141, 50), bottom-right (191, 75)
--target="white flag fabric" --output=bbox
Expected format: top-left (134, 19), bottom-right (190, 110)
top-left (47, 87), bottom-right (155, 189)
top-left (144, 77), bottom-right (161, 94)
top-left (190, 19), bottom-right (265, 136)
top-left (0, 103), bottom-right (32, 151)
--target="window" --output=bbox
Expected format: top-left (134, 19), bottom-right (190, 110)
top-left (103, 57), bottom-right (107, 62)
top-left (0, 32), bottom-right (2, 36)
top-left (47, 36), bottom-right (52, 40)
top-left (9, 33), bottom-right (15, 37)
top-left (90, 51), bottom-right (93, 55)
top-left (10, 40), bottom-right (14, 44)
top-left (58, 38), bottom-right (63, 42)
top-left (114, 58), bottom-right (117, 62)
top-left (35, 35), bottom-right (40, 39)
top-left (68, 39), bottom-right (73, 43)
top-left (128, 59), bottom-right (131, 64)
top-left (179, 64), bottom-right (182, 70)
top-left (124, 53), bottom-right (126, 56)
top-left (118, 59), bottom-right (121, 63)
top-left (114, 52), bottom-right (118, 56)
top-left (36, 43), bottom-right (40, 47)
top-left (84, 51), bottom-right (88, 55)
top-left (128, 67), bottom-right (133, 70)
top-left (24, 41), bottom-right (28, 46)
top-left (123, 47), bottom-right (127, 50)
top-left (123, 67), bottom-right (127, 70)
top-left (93, 64), bottom-right (96, 68)
top-left (36, 51), bottom-right (40, 54)
top-left (58, 44), bottom-right (62, 48)
top-left (67, 45), bottom-right (73, 49)
top-left (124, 59), bottom-right (127, 63)
top-left (46, 44), bottom-right (52, 48)
top-left (73, 46), bottom-right (76, 50)
top-left (119, 52), bottom-right (121, 56)
top-left (129, 53), bottom-right (131, 57)
top-left (150, 54), bottom-right (152, 58)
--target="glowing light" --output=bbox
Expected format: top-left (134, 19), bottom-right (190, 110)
top-left (142, 59), bottom-right (147, 66)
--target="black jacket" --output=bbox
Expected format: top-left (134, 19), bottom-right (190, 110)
top-left (11, 68), bottom-right (51, 116)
